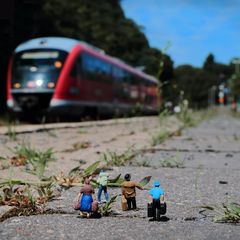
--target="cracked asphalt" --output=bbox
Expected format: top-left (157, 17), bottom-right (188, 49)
top-left (0, 110), bottom-right (240, 240)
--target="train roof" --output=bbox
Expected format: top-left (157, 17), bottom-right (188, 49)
top-left (15, 37), bottom-right (158, 83)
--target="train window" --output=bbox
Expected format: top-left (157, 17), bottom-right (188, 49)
top-left (81, 52), bottom-right (113, 84)
top-left (70, 56), bottom-right (83, 80)
top-left (70, 62), bottom-right (77, 77)
top-left (12, 49), bottom-right (68, 88)
top-left (112, 67), bottom-right (124, 82)
top-left (81, 53), bottom-right (95, 81)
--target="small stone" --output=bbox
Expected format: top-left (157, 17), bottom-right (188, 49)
top-left (219, 180), bottom-right (228, 184)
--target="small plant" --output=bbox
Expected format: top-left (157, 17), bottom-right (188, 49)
top-left (77, 129), bottom-right (88, 134)
top-left (40, 116), bottom-right (58, 138)
top-left (151, 131), bottom-right (170, 146)
top-left (0, 185), bottom-right (36, 209)
top-left (136, 159), bottom-right (151, 167)
top-left (35, 183), bottom-right (58, 204)
top-left (101, 147), bottom-right (135, 166)
top-left (160, 155), bottom-right (184, 168)
top-left (7, 122), bottom-right (17, 141)
top-left (200, 203), bottom-right (240, 223)
top-left (175, 94), bottom-right (196, 128)
top-left (99, 195), bottom-right (118, 216)
top-left (159, 108), bottom-right (170, 125)
top-left (46, 130), bottom-right (57, 138)
top-left (53, 161), bottom-right (101, 188)
top-left (9, 143), bottom-right (55, 179)
top-left (233, 134), bottom-right (240, 141)
top-left (139, 176), bottom-right (151, 187)
top-left (0, 156), bottom-right (10, 170)
top-left (63, 141), bottom-right (91, 153)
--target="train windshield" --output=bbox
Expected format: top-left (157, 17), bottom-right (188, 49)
top-left (12, 49), bottom-right (68, 89)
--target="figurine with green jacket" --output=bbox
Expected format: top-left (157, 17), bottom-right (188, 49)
top-left (97, 170), bottom-right (109, 203)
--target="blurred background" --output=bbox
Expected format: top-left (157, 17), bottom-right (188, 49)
top-left (0, 0), bottom-right (239, 117)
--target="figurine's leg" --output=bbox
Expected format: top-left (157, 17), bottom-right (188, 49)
top-left (132, 197), bottom-right (137, 209)
top-left (126, 198), bottom-right (131, 210)
top-left (103, 186), bottom-right (109, 201)
top-left (152, 200), bottom-right (157, 220)
top-left (156, 208), bottom-right (161, 221)
top-left (97, 185), bottom-right (102, 202)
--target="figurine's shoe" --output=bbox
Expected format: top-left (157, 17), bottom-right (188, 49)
top-left (79, 211), bottom-right (84, 217)
top-left (149, 218), bottom-right (156, 222)
top-left (133, 208), bottom-right (139, 211)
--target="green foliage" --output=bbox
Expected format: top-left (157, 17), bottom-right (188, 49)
top-left (7, 122), bottom-right (17, 141)
top-left (175, 97), bottom-right (196, 128)
top-left (139, 176), bottom-right (151, 187)
top-left (160, 155), bottom-right (184, 168)
top-left (101, 147), bottom-right (135, 166)
top-left (151, 131), bottom-right (170, 146)
top-left (64, 141), bottom-right (91, 153)
top-left (10, 143), bottom-right (55, 179)
top-left (200, 203), bottom-right (240, 223)
top-left (158, 108), bottom-right (171, 125)
top-left (136, 159), bottom-right (151, 167)
top-left (172, 55), bottom-right (233, 109)
top-left (41, 0), bottom-right (173, 80)
top-left (99, 195), bottom-right (118, 216)
top-left (82, 161), bottom-right (100, 178)
top-left (229, 73), bottom-right (240, 98)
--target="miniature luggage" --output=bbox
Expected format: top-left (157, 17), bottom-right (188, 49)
top-left (121, 195), bottom-right (128, 211)
top-left (159, 202), bottom-right (167, 215)
top-left (92, 200), bottom-right (99, 212)
top-left (147, 202), bottom-right (153, 217)
top-left (73, 201), bottom-right (79, 210)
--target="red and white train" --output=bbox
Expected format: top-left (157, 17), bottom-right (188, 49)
top-left (7, 37), bottom-right (160, 118)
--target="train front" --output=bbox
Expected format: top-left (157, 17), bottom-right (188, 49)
top-left (7, 44), bottom-right (68, 115)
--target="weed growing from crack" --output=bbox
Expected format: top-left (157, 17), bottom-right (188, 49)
top-left (159, 109), bottom-right (171, 125)
top-left (151, 131), bottom-right (170, 146)
top-left (136, 159), bottom-right (151, 167)
top-left (7, 122), bottom-right (17, 141)
top-left (63, 141), bottom-right (91, 153)
top-left (101, 147), bottom-right (135, 166)
top-left (199, 203), bottom-right (240, 223)
top-left (160, 155), bottom-right (184, 168)
top-left (99, 195), bottom-right (118, 216)
top-left (9, 143), bottom-right (55, 179)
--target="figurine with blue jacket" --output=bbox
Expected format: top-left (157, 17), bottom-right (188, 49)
top-left (97, 170), bottom-right (109, 203)
top-left (148, 181), bottom-right (165, 221)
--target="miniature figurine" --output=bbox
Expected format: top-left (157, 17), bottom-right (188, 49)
top-left (121, 173), bottom-right (144, 211)
top-left (76, 178), bottom-right (98, 217)
top-left (97, 170), bottom-right (109, 203)
top-left (148, 181), bottom-right (165, 221)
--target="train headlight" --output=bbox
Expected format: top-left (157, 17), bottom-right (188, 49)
top-left (36, 79), bottom-right (43, 87)
top-left (13, 83), bottom-right (21, 89)
top-left (54, 61), bottom-right (62, 68)
top-left (48, 82), bottom-right (55, 88)
top-left (27, 81), bottom-right (34, 88)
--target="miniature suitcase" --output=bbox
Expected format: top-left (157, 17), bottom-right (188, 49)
top-left (92, 200), bottom-right (99, 212)
top-left (121, 195), bottom-right (128, 211)
top-left (73, 201), bottom-right (80, 210)
top-left (159, 202), bottom-right (167, 215)
top-left (147, 203), bottom-right (153, 217)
